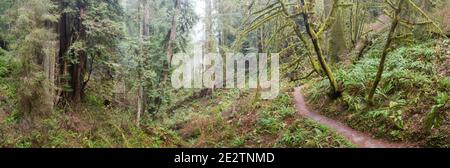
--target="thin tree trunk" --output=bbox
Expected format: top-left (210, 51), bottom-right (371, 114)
top-left (299, 0), bottom-right (341, 98)
top-left (43, 39), bottom-right (57, 111)
top-left (137, 0), bottom-right (150, 126)
top-left (278, 0), bottom-right (322, 75)
top-left (368, 0), bottom-right (405, 103)
top-left (292, 22), bottom-right (322, 75)
top-left (205, 0), bottom-right (214, 53)
top-left (356, 35), bottom-right (371, 61)
top-left (168, 0), bottom-right (180, 57)
top-left (160, 0), bottom-right (180, 87)
top-left (154, 0), bottom-right (181, 113)
top-left (50, 40), bottom-right (57, 108)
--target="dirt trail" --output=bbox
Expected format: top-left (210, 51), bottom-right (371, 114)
top-left (293, 87), bottom-right (410, 148)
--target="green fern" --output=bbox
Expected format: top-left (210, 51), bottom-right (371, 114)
top-left (425, 92), bottom-right (449, 130)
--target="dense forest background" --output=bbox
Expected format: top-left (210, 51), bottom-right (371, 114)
top-left (0, 0), bottom-right (449, 148)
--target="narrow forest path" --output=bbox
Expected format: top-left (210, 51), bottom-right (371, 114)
top-left (292, 87), bottom-right (411, 148)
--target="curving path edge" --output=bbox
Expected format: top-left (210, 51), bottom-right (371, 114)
top-left (293, 87), bottom-right (411, 148)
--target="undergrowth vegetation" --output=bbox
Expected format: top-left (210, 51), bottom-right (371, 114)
top-left (163, 83), bottom-right (353, 148)
top-left (0, 0), bottom-right (448, 149)
top-left (0, 102), bottom-right (183, 148)
top-left (305, 39), bottom-right (450, 147)
top-left (0, 83), bottom-right (352, 148)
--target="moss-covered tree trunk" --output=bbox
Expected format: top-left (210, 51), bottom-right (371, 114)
top-left (161, 0), bottom-right (180, 85)
top-left (137, 0), bottom-right (151, 126)
top-left (299, 0), bottom-right (341, 98)
top-left (368, 0), bottom-right (405, 103)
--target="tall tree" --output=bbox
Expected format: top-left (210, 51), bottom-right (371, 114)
top-left (161, 0), bottom-right (181, 85)
top-left (299, 0), bottom-right (341, 97)
top-left (367, 0), bottom-right (405, 103)
top-left (367, 0), bottom-right (445, 103)
top-left (137, 0), bottom-right (151, 126)
top-left (56, 0), bottom-right (124, 105)
top-left (7, 0), bottom-right (58, 118)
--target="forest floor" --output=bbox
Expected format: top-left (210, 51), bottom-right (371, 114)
top-left (293, 87), bottom-right (411, 148)
top-left (302, 37), bottom-right (450, 148)
top-left (165, 83), bottom-right (354, 148)
top-left (0, 14), bottom-right (448, 148)
top-left (0, 82), bottom-right (355, 148)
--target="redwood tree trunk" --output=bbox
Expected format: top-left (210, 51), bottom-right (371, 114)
top-left (71, 6), bottom-right (87, 103)
top-left (57, 3), bottom-right (87, 104)
top-left (58, 10), bottom-right (72, 103)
